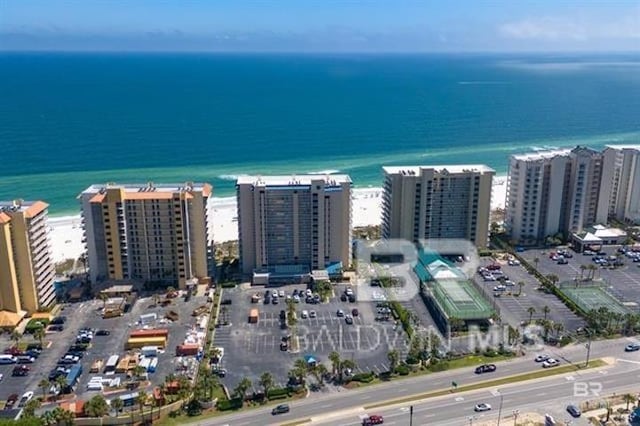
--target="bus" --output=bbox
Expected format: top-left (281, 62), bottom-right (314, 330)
top-left (104, 355), bottom-right (119, 374)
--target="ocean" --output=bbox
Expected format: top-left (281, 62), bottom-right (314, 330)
top-left (1, 52), bottom-right (639, 216)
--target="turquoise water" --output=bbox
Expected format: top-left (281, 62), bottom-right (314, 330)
top-left (1, 53), bottom-right (639, 215)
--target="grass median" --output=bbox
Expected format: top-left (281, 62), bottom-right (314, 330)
top-left (364, 359), bottom-right (607, 410)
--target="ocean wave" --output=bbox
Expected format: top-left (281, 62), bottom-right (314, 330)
top-left (217, 174), bottom-right (248, 181)
top-left (458, 81), bottom-right (510, 85)
top-left (307, 169), bottom-right (341, 175)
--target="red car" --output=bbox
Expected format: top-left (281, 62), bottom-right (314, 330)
top-left (362, 415), bottom-right (384, 425)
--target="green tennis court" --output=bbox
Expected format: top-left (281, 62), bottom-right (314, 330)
top-left (560, 283), bottom-right (630, 315)
top-left (431, 278), bottom-right (495, 320)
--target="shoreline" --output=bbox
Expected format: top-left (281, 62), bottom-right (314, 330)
top-left (47, 176), bottom-right (508, 263)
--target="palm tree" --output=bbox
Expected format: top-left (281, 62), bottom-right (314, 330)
top-left (233, 377), bottom-right (253, 401)
top-left (553, 322), bottom-right (564, 338)
top-left (38, 378), bottom-right (50, 401)
top-left (340, 359), bottom-right (357, 383)
top-left (428, 331), bottom-right (441, 359)
top-left (111, 397), bottom-right (124, 417)
top-left (10, 330), bottom-right (22, 348)
top-left (98, 292), bottom-right (109, 310)
top-left (41, 409), bottom-right (57, 426)
top-left (286, 299), bottom-right (298, 351)
top-left (328, 351), bottom-right (341, 375)
top-left (546, 274), bottom-right (559, 287)
top-left (387, 349), bottom-right (399, 372)
top-left (137, 390), bottom-right (148, 423)
top-left (133, 365), bottom-right (147, 379)
top-left (517, 281), bottom-right (525, 296)
top-left (33, 327), bottom-right (46, 347)
top-left (85, 395), bottom-right (110, 417)
top-left (579, 264), bottom-right (587, 280)
top-left (533, 257), bottom-right (539, 270)
top-left (314, 363), bottom-right (329, 385)
top-left (542, 305), bottom-right (550, 321)
top-left (624, 393), bottom-right (635, 411)
top-left (55, 374), bottom-right (68, 400)
top-left (527, 307), bottom-right (536, 324)
top-left (259, 372), bottom-right (274, 396)
top-left (57, 407), bottom-right (75, 426)
top-left (22, 398), bottom-right (41, 418)
top-left (587, 264), bottom-right (597, 281)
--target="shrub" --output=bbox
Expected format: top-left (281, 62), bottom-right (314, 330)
top-left (394, 365), bottom-right (410, 376)
top-left (220, 282), bottom-right (237, 289)
top-left (216, 398), bottom-right (243, 411)
top-left (428, 361), bottom-right (450, 372)
top-left (267, 388), bottom-right (289, 400)
top-left (25, 319), bottom-right (49, 334)
top-left (351, 372), bottom-right (375, 383)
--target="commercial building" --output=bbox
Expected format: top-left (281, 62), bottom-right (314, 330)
top-left (0, 200), bottom-right (56, 327)
top-left (381, 165), bottom-right (494, 247)
top-left (505, 146), bottom-right (604, 244)
top-left (598, 145), bottom-right (640, 224)
top-left (236, 175), bottom-right (352, 283)
top-left (79, 182), bottom-right (213, 289)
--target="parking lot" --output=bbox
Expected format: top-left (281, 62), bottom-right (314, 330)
top-left (0, 286), bottom-right (212, 406)
top-left (212, 283), bottom-right (409, 390)
top-left (520, 247), bottom-right (640, 312)
top-left (474, 258), bottom-right (585, 333)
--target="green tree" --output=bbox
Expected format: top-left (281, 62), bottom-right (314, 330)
top-left (33, 327), bottom-right (46, 347)
top-left (98, 292), bottom-right (109, 310)
top-left (259, 372), bottom-right (274, 396)
top-left (624, 393), bottom-right (636, 411)
top-left (387, 349), bottom-right (399, 372)
top-left (339, 359), bottom-right (357, 383)
top-left (286, 299), bottom-right (298, 351)
top-left (10, 330), bottom-right (22, 347)
top-left (38, 379), bottom-right (50, 401)
top-left (137, 390), bottom-right (148, 423)
top-left (84, 395), bottom-right (110, 418)
top-left (328, 351), bottom-right (341, 375)
top-left (546, 274), bottom-right (559, 287)
top-left (313, 363), bottom-right (329, 385)
top-left (553, 322), bottom-right (564, 338)
top-left (232, 377), bottom-right (253, 401)
top-left (527, 307), bottom-right (536, 324)
top-left (22, 399), bottom-right (42, 418)
top-left (533, 257), bottom-right (540, 270)
top-left (542, 305), bottom-right (550, 321)
top-left (579, 264), bottom-right (587, 280)
top-left (110, 397), bottom-right (124, 417)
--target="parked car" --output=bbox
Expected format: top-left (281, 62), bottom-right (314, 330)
top-left (12, 366), bottom-right (29, 377)
top-left (18, 392), bottom-right (34, 408)
top-left (309, 310), bottom-right (317, 318)
top-left (345, 315), bottom-right (354, 325)
top-left (4, 394), bottom-right (19, 410)
top-left (352, 308), bottom-right (359, 316)
top-left (336, 309), bottom-right (345, 317)
top-left (557, 258), bottom-right (569, 265)
top-left (567, 404), bottom-right (581, 417)
top-left (272, 404), bottom-right (290, 415)
top-left (96, 330), bottom-right (110, 336)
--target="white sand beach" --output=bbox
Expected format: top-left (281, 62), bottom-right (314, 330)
top-left (47, 176), bottom-right (508, 263)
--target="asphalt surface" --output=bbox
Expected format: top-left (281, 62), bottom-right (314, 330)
top-left (199, 336), bottom-right (640, 426)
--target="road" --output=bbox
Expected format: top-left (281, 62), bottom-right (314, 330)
top-left (199, 337), bottom-right (639, 426)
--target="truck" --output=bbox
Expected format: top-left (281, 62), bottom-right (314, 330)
top-left (248, 309), bottom-right (259, 324)
top-left (104, 355), bottom-right (119, 374)
top-left (139, 313), bottom-right (157, 325)
top-left (65, 364), bottom-right (83, 391)
top-left (148, 358), bottom-right (158, 373)
top-left (90, 359), bottom-right (103, 373)
top-left (141, 346), bottom-right (158, 357)
top-left (175, 344), bottom-right (200, 356)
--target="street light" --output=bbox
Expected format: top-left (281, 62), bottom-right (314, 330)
top-left (497, 390), bottom-right (504, 426)
top-left (513, 409), bottom-right (520, 426)
top-left (585, 328), bottom-right (592, 368)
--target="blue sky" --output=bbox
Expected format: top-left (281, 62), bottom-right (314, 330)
top-left (1, 0), bottom-right (639, 52)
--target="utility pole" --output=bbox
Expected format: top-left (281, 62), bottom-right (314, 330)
top-left (497, 390), bottom-right (504, 426)
top-left (409, 405), bottom-right (413, 426)
top-left (513, 409), bottom-right (520, 425)
top-left (585, 328), bottom-right (592, 368)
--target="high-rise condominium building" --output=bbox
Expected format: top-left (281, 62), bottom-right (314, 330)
top-left (236, 175), bottom-right (352, 278)
top-left (505, 146), bottom-right (604, 244)
top-left (0, 200), bottom-right (56, 326)
top-left (79, 182), bottom-right (213, 289)
top-left (598, 145), bottom-right (640, 224)
top-left (381, 165), bottom-right (494, 247)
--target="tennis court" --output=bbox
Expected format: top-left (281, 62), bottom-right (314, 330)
top-left (559, 283), bottom-right (630, 315)
top-left (431, 278), bottom-right (495, 320)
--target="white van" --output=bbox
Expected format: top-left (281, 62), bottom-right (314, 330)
top-left (0, 355), bottom-right (16, 365)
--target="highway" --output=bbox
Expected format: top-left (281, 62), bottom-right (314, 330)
top-left (200, 337), bottom-right (640, 426)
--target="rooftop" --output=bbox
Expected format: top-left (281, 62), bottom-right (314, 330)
top-left (605, 144), bottom-right (640, 151)
top-left (382, 165), bottom-right (495, 176)
top-left (511, 149), bottom-right (571, 162)
top-left (236, 174), bottom-right (352, 187)
top-left (0, 200), bottom-right (49, 219)
top-left (80, 182), bottom-right (212, 198)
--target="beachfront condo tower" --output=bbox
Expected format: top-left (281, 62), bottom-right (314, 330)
top-left (381, 165), bottom-right (494, 248)
top-left (236, 175), bottom-right (352, 284)
top-left (505, 146), bottom-right (604, 244)
top-left (79, 182), bottom-right (213, 289)
top-left (0, 200), bottom-right (56, 327)
top-left (598, 145), bottom-right (640, 225)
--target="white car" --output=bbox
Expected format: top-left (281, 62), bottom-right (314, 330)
top-left (271, 290), bottom-right (278, 298)
top-left (0, 373), bottom-right (3, 381)
top-left (474, 403), bottom-right (492, 412)
top-left (534, 354), bottom-right (550, 362)
top-left (301, 310), bottom-right (309, 319)
top-left (542, 358), bottom-right (560, 368)
top-left (18, 391), bottom-right (34, 408)
top-left (508, 259), bottom-right (520, 266)
top-left (278, 290), bottom-right (285, 298)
